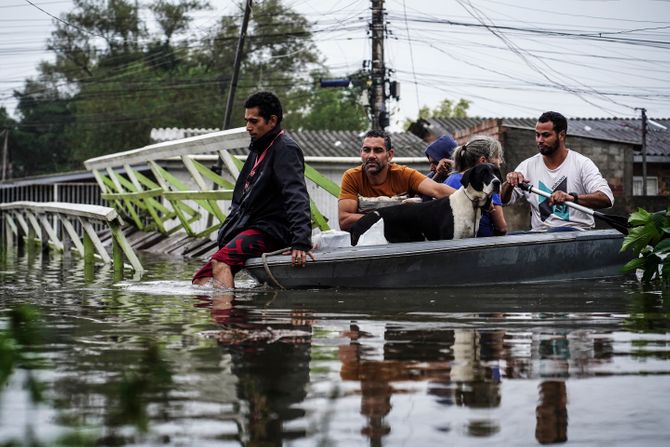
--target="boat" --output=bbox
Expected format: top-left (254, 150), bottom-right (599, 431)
top-left (244, 229), bottom-right (632, 289)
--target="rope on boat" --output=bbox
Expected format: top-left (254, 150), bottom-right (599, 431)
top-left (261, 247), bottom-right (290, 290)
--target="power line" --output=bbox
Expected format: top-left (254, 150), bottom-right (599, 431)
top-left (394, 70), bottom-right (670, 101)
top-left (401, 0), bottom-right (420, 112)
top-left (0, 0), bottom-right (68, 8)
top-left (0, 16), bottom-right (366, 100)
top-left (22, 0), bottom-right (110, 40)
top-left (476, 0), bottom-right (670, 26)
top-left (390, 32), bottom-right (670, 87)
top-left (454, 0), bottom-right (631, 115)
top-left (386, 14), bottom-right (670, 49)
top-left (8, 0), bottom-right (670, 123)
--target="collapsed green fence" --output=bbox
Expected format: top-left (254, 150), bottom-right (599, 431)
top-left (83, 127), bottom-right (340, 239)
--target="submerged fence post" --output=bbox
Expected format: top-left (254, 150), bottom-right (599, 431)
top-left (27, 218), bottom-right (36, 245)
top-left (14, 213), bottom-right (26, 249)
top-left (61, 216), bottom-right (72, 258)
top-left (0, 215), bottom-right (6, 258)
top-left (83, 230), bottom-right (94, 268)
top-left (3, 214), bottom-right (14, 248)
top-left (112, 235), bottom-right (123, 279)
top-left (109, 221), bottom-right (143, 274)
top-left (40, 225), bottom-right (49, 254)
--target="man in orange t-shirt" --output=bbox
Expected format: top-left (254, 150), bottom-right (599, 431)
top-left (338, 129), bottom-right (456, 231)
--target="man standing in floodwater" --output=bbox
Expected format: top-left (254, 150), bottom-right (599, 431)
top-left (192, 91), bottom-right (313, 288)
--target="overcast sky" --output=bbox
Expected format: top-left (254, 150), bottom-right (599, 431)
top-left (2, 0), bottom-right (670, 130)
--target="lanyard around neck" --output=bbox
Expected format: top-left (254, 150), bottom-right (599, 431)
top-left (251, 130), bottom-right (284, 173)
top-left (244, 130), bottom-right (284, 191)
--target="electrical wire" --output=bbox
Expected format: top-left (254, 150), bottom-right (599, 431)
top-left (401, 0), bottom-right (420, 111)
top-left (454, 0), bottom-right (631, 115)
top-left (6, 0), bottom-right (670, 122)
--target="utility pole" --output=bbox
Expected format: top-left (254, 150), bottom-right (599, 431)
top-left (208, 1), bottom-right (252, 229)
top-left (638, 107), bottom-right (648, 196)
top-left (369, 0), bottom-right (387, 129)
top-left (1, 129), bottom-right (8, 182)
top-left (222, 0), bottom-right (253, 131)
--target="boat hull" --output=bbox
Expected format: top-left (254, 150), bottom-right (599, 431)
top-left (244, 229), bottom-right (632, 289)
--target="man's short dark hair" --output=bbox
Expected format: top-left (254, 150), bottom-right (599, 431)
top-left (538, 111), bottom-right (568, 135)
top-left (362, 129), bottom-right (392, 151)
top-left (244, 91), bottom-right (283, 124)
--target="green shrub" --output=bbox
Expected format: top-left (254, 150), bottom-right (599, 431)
top-left (621, 206), bottom-right (670, 286)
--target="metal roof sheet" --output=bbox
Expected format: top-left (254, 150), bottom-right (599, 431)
top-left (150, 116), bottom-right (670, 159)
top-left (428, 117), bottom-right (670, 157)
top-left (150, 128), bottom-right (429, 158)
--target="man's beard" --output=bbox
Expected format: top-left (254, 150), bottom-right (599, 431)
top-left (364, 160), bottom-right (384, 174)
top-left (539, 140), bottom-right (559, 156)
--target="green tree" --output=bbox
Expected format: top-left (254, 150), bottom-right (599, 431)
top-left (195, 0), bottom-right (321, 129)
top-left (15, 0), bottom-right (327, 172)
top-left (13, 0), bottom-right (374, 174)
top-left (47, 0), bottom-right (146, 80)
top-left (151, 0), bottom-right (208, 44)
top-left (284, 70), bottom-right (368, 131)
top-left (404, 97), bottom-right (472, 129)
top-left (12, 79), bottom-right (75, 176)
top-left (43, 0), bottom-right (212, 162)
top-left (0, 107), bottom-right (17, 179)
top-left (432, 98), bottom-right (471, 119)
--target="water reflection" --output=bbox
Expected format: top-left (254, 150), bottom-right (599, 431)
top-left (536, 381), bottom-right (568, 444)
top-left (197, 292), bottom-right (313, 446)
top-left (206, 286), bottom-right (668, 446)
top-left (0, 248), bottom-right (669, 446)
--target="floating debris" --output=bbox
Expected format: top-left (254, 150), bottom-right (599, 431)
top-left (199, 327), bottom-right (312, 344)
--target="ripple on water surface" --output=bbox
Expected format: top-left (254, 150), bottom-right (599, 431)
top-left (0, 249), bottom-right (668, 446)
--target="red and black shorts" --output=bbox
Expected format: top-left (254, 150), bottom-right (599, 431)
top-left (192, 228), bottom-right (283, 282)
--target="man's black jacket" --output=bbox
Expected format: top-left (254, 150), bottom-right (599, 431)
top-left (216, 126), bottom-right (312, 251)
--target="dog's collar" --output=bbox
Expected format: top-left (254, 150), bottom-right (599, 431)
top-left (462, 188), bottom-right (483, 238)
top-left (462, 189), bottom-right (479, 206)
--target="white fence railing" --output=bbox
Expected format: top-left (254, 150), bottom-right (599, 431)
top-left (0, 201), bottom-right (143, 273)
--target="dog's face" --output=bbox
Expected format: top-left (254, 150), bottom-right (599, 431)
top-left (460, 163), bottom-right (502, 204)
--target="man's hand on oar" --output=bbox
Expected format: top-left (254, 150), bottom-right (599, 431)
top-left (518, 183), bottom-right (629, 235)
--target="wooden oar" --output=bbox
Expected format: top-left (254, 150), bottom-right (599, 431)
top-left (517, 183), bottom-right (629, 235)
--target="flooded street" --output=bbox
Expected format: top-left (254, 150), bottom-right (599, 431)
top-left (1, 247), bottom-right (669, 446)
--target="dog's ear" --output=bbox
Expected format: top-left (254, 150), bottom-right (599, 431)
top-left (460, 167), bottom-right (472, 188)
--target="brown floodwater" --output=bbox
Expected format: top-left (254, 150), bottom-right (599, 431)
top-left (0, 245), bottom-right (668, 446)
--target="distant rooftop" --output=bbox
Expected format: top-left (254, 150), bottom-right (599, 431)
top-left (150, 128), bottom-right (428, 158)
top-left (150, 116), bottom-right (670, 160)
top-left (425, 117), bottom-right (670, 157)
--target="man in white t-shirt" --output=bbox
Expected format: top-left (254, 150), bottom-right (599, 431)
top-left (500, 111), bottom-right (614, 231)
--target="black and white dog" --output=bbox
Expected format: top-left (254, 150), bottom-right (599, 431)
top-left (349, 163), bottom-right (502, 245)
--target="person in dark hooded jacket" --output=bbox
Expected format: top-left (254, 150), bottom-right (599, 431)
top-left (424, 134), bottom-right (458, 183)
top-left (192, 91), bottom-right (313, 288)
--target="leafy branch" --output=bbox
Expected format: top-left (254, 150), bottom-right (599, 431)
top-left (621, 206), bottom-right (670, 286)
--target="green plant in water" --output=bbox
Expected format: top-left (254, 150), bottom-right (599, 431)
top-left (0, 305), bottom-right (45, 401)
top-left (621, 206), bottom-right (670, 286)
top-left (1, 305), bottom-right (99, 447)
